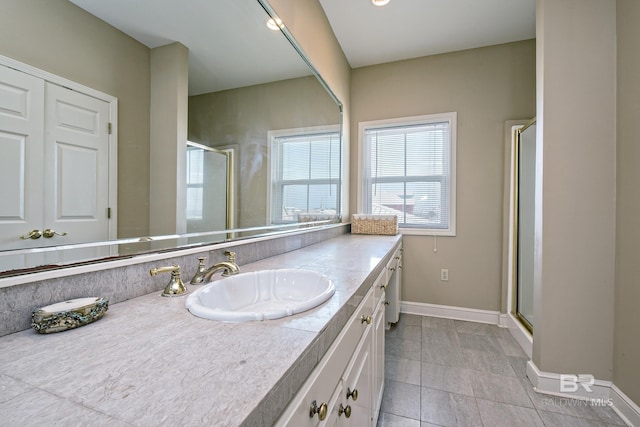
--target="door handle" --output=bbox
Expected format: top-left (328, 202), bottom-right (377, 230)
top-left (43, 229), bottom-right (68, 238)
top-left (20, 229), bottom-right (42, 240)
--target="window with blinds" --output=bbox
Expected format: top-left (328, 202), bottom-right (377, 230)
top-left (361, 113), bottom-right (456, 235)
top-left (186, 147), bottom-right (204, 220)
top-left (270, 130), bottom-right (341, 223)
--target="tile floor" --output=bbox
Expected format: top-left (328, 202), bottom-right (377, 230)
top-left (377, 314), bottom-right (629, 427)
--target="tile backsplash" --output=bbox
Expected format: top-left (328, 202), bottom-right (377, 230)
top-left (0, 224), bottom-right (348, 337)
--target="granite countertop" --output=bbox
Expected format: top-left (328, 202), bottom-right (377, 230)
top-left (0, 234), bottom-right (401, 426)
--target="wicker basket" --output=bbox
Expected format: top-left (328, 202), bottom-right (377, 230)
top-left (351, 214), bottom-right (398, 235)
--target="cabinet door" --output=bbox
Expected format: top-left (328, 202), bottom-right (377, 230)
top-left (372, 298), bottom-right (386, 422)
top-left (385, 246), bottom-right (402, 325)
top-left (341, 325), bottom-right (373, 426)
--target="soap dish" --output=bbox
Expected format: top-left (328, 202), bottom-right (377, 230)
top-left (31, 297), bottom-right (109, 334)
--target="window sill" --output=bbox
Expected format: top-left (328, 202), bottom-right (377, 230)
top-left (399, 228), bottom-right (456, 237)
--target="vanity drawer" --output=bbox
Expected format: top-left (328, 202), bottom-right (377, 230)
top-left (337, 286), bottom-right (376, 374)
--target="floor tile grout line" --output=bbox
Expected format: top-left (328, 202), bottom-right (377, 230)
top-left (385, 315), bottom-right (626, 427)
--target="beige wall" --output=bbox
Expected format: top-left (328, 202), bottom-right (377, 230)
top-left (351, 41), bottom-right (536, 311)
top-left (188, 76), bottom-right (340, 228)
top-left (615, 0), bottom-right (640, 404)
top-left (150, 43), bottom-right (189, 236)
top-left (0, 0), bottom-right (151, 238)
top-left (534, 0), bottom-right (616, 380)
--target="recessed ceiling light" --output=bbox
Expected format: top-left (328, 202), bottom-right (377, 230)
top-left (266, 17), bottom-right (284, 31)
top-left (371, 0), bottom-right (390, 6)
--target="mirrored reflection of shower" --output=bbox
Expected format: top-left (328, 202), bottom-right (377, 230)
top-left (186, 142), bottom-right (233, 238)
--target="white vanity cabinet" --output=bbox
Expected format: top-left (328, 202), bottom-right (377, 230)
top-left (275, 285), bottom-right (378, 427)
top-left (275, 249), bottom-right (397, 427)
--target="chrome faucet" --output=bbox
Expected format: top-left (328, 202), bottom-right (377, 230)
top-left (190, 251), bottom-right (240, 284)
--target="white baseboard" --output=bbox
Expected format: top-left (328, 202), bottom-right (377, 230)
top-left (499, 313), bottom-right (510, 328)
top-left (527, 360), bottom-right (639, 426)
top-left (611, 384), bottom-right (640, 427)
top-left (400, 301), bottom-right (500, 325)
top-left (526, 360), bottom-right (612, 401)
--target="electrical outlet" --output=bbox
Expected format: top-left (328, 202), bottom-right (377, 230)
top-left (440, 269), bottom-right (449, 282)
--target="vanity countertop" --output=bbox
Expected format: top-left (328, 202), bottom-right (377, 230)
top-left (0, 234), bottom-right (401, 426)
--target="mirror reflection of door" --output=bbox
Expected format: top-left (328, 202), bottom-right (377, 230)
top-left (186, 142), bottom-right (232, 242)
top-left (0, 65), bottom-right (44, 251)
top-left (515, 120), bottom-right (536, 332)
top-left (0, 64), bottom-right (112, 271)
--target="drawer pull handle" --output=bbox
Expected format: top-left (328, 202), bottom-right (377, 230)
top-left (338, 403), bottom-right (352, 418)
top-left (360, 315), bottom-right (371, 325)
top-left (309, 400), bottom-right (328, 420)
top-left (346, 387), bottom-right (358, 401)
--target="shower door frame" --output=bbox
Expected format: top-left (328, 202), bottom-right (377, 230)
top-left (510, 117), bottom-right (536, 334)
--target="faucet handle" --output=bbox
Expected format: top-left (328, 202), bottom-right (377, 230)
top-left (189, 257), bottom-right (208, 284)
top-left (224, 251), bottom-right (236, 264)
top-left (150, 265), bottom-right (187, 297)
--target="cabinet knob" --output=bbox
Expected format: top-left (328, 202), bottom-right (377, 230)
top-left (338, 403), bottom-right (351, 418)
top-left (309, 400), bottom-right (327, 420)
top-left (384, 300), bottom-right (390, 306)
top-left (380, 283), bottom-right (388, 290)
top-left (389, 267), bottom-right (396, 272)
top-left (346, 387), bottom-right (358, 401)
top-left (360, 315), bottom-right (372, 325)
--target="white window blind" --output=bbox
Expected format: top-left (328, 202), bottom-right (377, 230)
top-left (186, 147), bottom-right (204, 220)
top-left (270, 131), bottom-right (341, 223)
top-left (361, 113), bottom-right (456, 234)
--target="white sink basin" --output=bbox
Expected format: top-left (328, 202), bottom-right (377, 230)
top-left (185, 269), bottom-right (335, 322)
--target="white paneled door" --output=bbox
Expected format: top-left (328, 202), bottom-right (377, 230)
top-left (0, 65), bottom-right (45, 250)
top-left (0, 64), bottom-right (111, 257)
top-left (44, 82), bottom-right (110, 246)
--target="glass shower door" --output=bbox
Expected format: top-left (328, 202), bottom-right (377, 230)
top-left (516, 120), bottom-right (536, 331)
top-left (186, 142), bottom-right (232, 242)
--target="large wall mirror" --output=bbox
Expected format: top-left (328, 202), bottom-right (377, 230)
top-left (0, 0), bottom-right (342, 276)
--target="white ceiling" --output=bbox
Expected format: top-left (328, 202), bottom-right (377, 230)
top-left (69, 0), bottom-right (312, 95)
top-left (318, 0), bottom-right (536, 68)
top-left (69, 0), bottom-right (536, 94)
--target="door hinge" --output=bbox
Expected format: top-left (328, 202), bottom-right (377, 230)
top-left (107, 207), bottom-right (111, 219)
top-left (107, 122), bottom-right (112, 135)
